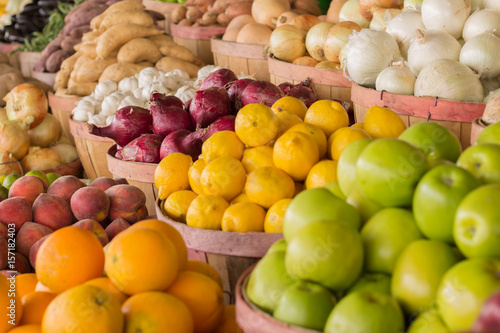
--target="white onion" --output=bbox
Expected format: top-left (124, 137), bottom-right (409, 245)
top-left (407, 29), bottom-right (462, 76)
top-left (375, 62), bottom-right (416, 95)
top-left (462, 8), bottom-right (500, 42)
top-left (483, 0), bottom-right (500, 10)
top-left (470, 0), bottom-right (484, 12)
top-left (459, 32), bottom-right (500, 79)
top-left (345, 29), bottom-right (402, 87)
top-left (414, 59), bottom-right (484, 102)
top-left (421, 0), bottom-right (471, 39)
top-left (369, 8), bottom-right (401, 31)
top-left (404, 0), bottom-right (423, 10)
top-left (385, 10), bottom-right (425, 58)
top-left (339, 0), bottom-right (370, 28)
top-left (306, 22), bottom-right (335, 62)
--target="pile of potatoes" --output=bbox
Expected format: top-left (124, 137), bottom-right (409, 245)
top-left (54, 0), bottom-right (205, 96)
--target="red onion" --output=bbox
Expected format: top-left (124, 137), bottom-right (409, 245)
top-left (189, 87), bottom-right (232, 129)
top-left (159, 129), bottom-right (202, 161)
top-left (120, 134), bottom-right (162, 163)
top-left (286, 85), bottom-right (318, 108)
top-left (240, 81), bottom-right (285, 107)
top-left (199, 68), bottom-right (238, 90)
top-left (227, 78), bottom-right (254, 110)
top-left (184, 98), bottom-right (192, 113)
top-left (332, 98), bottom-right (352, 112)
top-left (89, 106), bottom-right (153, 146)
top-left (150, 92), bottom-right (184, 109)
top-left (201, 115), bottom-right (235, 141)
top-left (278, 82), bottom-right (294, 94)
top-left (115, 145), bottom-right (123, 159)
top-left (150, 103), bottom-right (194, 137)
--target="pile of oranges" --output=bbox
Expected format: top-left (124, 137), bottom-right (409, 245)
top-left (155, 96), bottom-right (408, 233)
top-left (1, 220), bottom-right (241, 333)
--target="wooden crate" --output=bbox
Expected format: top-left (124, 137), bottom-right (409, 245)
top-left (211, 34), bottom-right (269, 81)
top-left (68, 116), bottom-right (114, 179)
top-left (268, 56), bottom-right (352, 105)
top-left (156, 199), bottom-right (283, 304)
top-left (44, 158), bottom-right (83, 178)
top-left (48, 90), bottom-right (82, 145)
top-left (351, 83), bottom-right (486, 149)
top-left (142, 0), bottom-right (181, 35)
top-left (170, 23), bottom-right (226, 65)
top-left (17, 51), bottom-right (41, 78)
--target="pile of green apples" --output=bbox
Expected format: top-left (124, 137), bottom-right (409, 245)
top-left (245, 120), bottom-right (500, 333)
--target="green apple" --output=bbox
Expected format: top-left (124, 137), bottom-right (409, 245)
top-left (361, 208), bottom-right (423, 274)
top-left (337, 138), bottom-right (373, 197)
top-left (454, 184), bottom-right (500, 258)
top-left (399, 122), bottom-right (462, 163)
top-left (25, 170), bottom-right (50, 187)
top-left (407, 308), bottom-right (449, 333)
top-left (285, 220), bottom-right (363, 291)
top-left (267, 239), bottom-right (287, 254)
top-left (356, 138), bottom-right (430, 207)
top-left (273, 280), bottom-right (337, 331)
top-left (0, 175), bottom-right (6, 184)
top-left (475, 121), bottom-right (500, 145)
top-left (391, 239), bottom-right (460, 315)
top-left (457, 143), bottom-right (500, 184)
top-left (2, 173), bottom-right (21, 190)
top-left (323, 181), bottom-right (347, 200)
top-left (346, 189), bottom-right (383, 225)
top-left (45, 172), bottom-right (61, 185)
top-left (436, 258), bottom-right (500, 332)
top-left (0, 185), bottom-right (7, 200)
top-left (283, 188), bottom-right (360, 241)
top-left (324, 291), bottom-right (405, 333)
top-left (246, 251), bottom-right (295, 313)
top-left (346, 273), bottom-right (391, 295)
top-left (413, 165), bottom-right (480, 243)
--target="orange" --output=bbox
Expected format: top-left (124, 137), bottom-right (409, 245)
top-left (186, 195), bottom-right (229, 230)
top-left (128, 219), bottom-right (188, 270)
top-left (221, 202), bottom-right (266, 233)
top-left (166, 271), bottom-right (225, 333)
top-left (202, 131), bottom-right (244, 162)
top-left (1, 274), bottom-right (23, 332)
top-left (188, 159), bottom-right (206, 195)
top-left (264, 198), bottom-right (293, 233)
top-left (274, 111), bottom-right (303, 139)
top-left (305, 159), bottom-right (338, 189)
top-left (328, 127), bottom-right (371, 160)
top-left (184, 260), bottom-right (223, 288)
top-left (20, 292), bottom-right (56, 325)
top-left (164, 190), bottom-right (198, 222)
top-left (271, 96), bottom-right (308, 120)
top-left (42, 284), bottom-right (123, 333)
top-left (105, 228), bottom-right (179, 295)
top-left (213, 305), bottom-right (243, 333)
top-left (122, 291), bottom-right (193, 333)
top-left (287, 122), bottom-right (328, 158)
top-left (231, 193), bottom-right (250, 205)
top-left (235, 104), bottom-right (279, 147)
top-left (200, 157), bottom-right (246, 201)
top-left (351, 122), bottom-right (364, 129)
top-left (245, 166), bottom-right (295, 208)
top-left (154, 153), bottom-right (193, 200)
top-left (84, 277), bottom-right (128, 304)
top-left (8, 325), bottom-right (41, 333)
top-left (241, 146), bottom-right (275, 174)
top-left (304, 100), bottom-right (349, 137)
top-left (35, 227), bottom-right (104, 294)
top-left (363, 106), bottom-right (407, 138)
top-left (273, 131), bottom-right (320, 181)
top-left (15, 273), bottom-right (38, 302)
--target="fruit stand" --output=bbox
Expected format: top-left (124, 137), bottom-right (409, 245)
top-left (0, 0), bottom-right (500, 332)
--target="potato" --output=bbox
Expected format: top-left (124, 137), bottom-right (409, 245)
top-left (75, 57), bottom-right (118, 83)
top-left (54, 52), bottom-right (81, 90)
top-left (98, 10), bottom-right (154, 32)
top-left (155, 56), bottom-right (200, 77)
top-left (98, 62), bottom-right (152, 82)
top-left (96, 23), bottom-right (163, 58)
top-left (90, 0), bottom-right (145, 30)
top-left (82, 31), bottom-right (101, 43)
top-left (77, 42), bottom-right (97, 58)
top-left (148, 35), bottom-right (174, 48)
top-left (117, 38), bottom-right (162, 64)
top-left (67, 78), bottom-right (98, 96)
top-left (159, 45), bottom-right (204, 66)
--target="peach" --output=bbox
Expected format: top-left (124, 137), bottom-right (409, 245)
top-left (0, 222), bottom-right (8, 240)
top-left (105, 217), bottom-right (131, 241)
top-left (0, 270), bottom-right (19, 278)
top-left (0, 197), bottom-right (32, 232)
top-left (71, 187), bottom-right (110, 222)
top-left (105, 184), bottom-right (146, 213)
top-left (88, 177), bottom-right (118, 191)
top-left (73, 219), bottom-right (109, 246)
top-left (15, 222), bottom-right (53, 258)
top-left (8, 175), bottom-right (46, 205)
top-left (46, 175), bottom-right (86, 205)
top-left (12, 252), bottom-right (31, 273)
top-left (0, 237), bottom-right (7, 270)
top-left (33, 194), bottom-right (73, 230)
top-left (114, 178), bottom-right (129, 185)
top-left (108, 205), bottom-right (149, 224)
top-left (28, 234), bottom-right (49, 268)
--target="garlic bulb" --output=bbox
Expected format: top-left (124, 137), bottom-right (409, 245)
top-left (421, 0), bottom-right (471, 39)
top-left (88, 114), bottom-right (108, 127)
top-left (345, 29), bottom-right (402, 87)
top-left (166, 69), bottom-right (191, 82)
top-left (462, 8), bottom-right (500, 42)
top-left (414, 59), bottom-right (484, 102)
top-left (175, 85), bottom-right (197, 103)
top-left (339, 0), bottom-right (370, 28)
top-left (137, 67), bottom-right (160, 88)
top-left (460, 32), bottom-right (500, 79)
top-left (118, 95), bottom-right (147, 110)
top-left (93, 80), bottom-right (117, 101)
top-left (142, 82), bottom-right (170, 101)
top-left (118, 77), bottom-right (139, 92)
top-left (385, 10), bottom-right (425, 59)
top-left (72, 98), bottom-right (96, 122)
top-left (158, 74), bottom-right (180, 91)
top-left (375, 62), bottom-right (416, 95)
top-left (404, 0), bottom-right (423, 10)
top-left (483, 0), bottom-right (500, 10)
top-left (101, 92), bottom-right (126, 116)
top-left (369, 8), bottom-right (401, 31)
top-left (133, 87), bottom-right (144, 99)
top-left (407, 29), bottom-right (462, 76)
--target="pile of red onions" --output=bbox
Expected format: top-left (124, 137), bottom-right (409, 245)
top-left (278, 80), bottom-right (318, 107)
top-left (240, 80), bottom-right (285, 107)
top-left (199, 68), bottom-right (238, 90)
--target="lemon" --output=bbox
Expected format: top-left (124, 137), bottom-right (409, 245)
top-left (241, 146), bottom-right (275, 174)
top-left (221, 202), bottom-right (266, 232)
top-left (187, 159), bottom-right (206, 195)
top-left (154, 153), bottom-right (193, 200)
top-left (286, 122), bottom-right (328, 158)
top-left (363, 106), bottom-right (407, 138)
top-left (274, 111), bottom-right (303, 139)
top-left (200, 157), bottom-right (246, 201)
top-left (231, 193), bottom-right (250, 205)
top-left (164, 190), bottom-right (198, 222)
top-left (304, 100), bottom-right (349, 137)
top-left (351, 122), bottom-right (364, 129)
top-left (235, 104), bottom-right (279, 147)
top-left (245, 166), bottom-right (295, 208)
top-left (305, 159), bottom-right (338, 189)
top-left (328, 127), bottom-right (371, 160)
top-left (202, 131), bottom-right (244, 162)
top-left (186, 195), bottom-right (229, 230)
top-left (264, 198), bottom-right (292, 233)
top-left (271, 96), bottom-right (308, 120)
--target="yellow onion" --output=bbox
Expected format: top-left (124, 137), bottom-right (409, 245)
top-left (292, 56), bottom-right (320, 67)
top-left (339, 0), bottom-right (370, 28)
top-left (276, 11), bottom-right (299, 27)
top-left (21, 146), bottom-right (61, 172)
top-left (290, 14), bottom-right (322, 32)
top-left (269, 25), bottom-right (307, 63)
top-left (369, 8), bottom-right (401, 31)
top-left (0, 149), bottom-right (22, 175)
top-left (28, 113), bottom-right (62, 148)
top-left (327, 0), bottom-right (349, 23)
top-left (359, 0), bottom-right (404, 21)
top-left (324, 21), bottom-right (361, 63)
top-left (0, 117), bottom-right (29, 160)
top-left (316, 61), bottom-right (342, 70)
top-left (49, 143), bottom-right (79, 165)
top-left (3, 83), bottom-right (48, 129)
top-left (251, 0), bottom-right (290, 29)
top-left (305, 22), bottom-right (335, 62)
